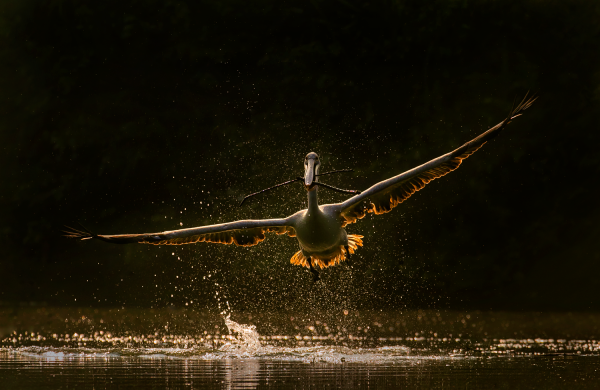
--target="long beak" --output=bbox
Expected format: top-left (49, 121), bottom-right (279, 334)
top-left (304, 159), bottom-right (315, 189)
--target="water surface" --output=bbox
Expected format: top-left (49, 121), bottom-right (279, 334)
top-left (1, 307), bottom-right (599, 388)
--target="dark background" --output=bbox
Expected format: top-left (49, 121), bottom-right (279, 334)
top-left (1, 0), bottom-right (599, 313)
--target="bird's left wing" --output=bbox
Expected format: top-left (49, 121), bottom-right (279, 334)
top-left (338, 94), bottom-right (537, 226)
top-left (64, 218), bottom-right (296, 247)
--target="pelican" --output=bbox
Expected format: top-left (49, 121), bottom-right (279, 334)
top-left (65, 95), bottom-right (536, 281)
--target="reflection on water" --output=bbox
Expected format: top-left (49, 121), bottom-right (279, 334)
top-left (2, 349), bottom-right (600, 389)
top-left (1, 307), bottom-right (600, 388)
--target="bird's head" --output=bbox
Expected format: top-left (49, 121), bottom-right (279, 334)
top-left (304, 152), bottom-right (321, 191)
top-left (239, 151), bottom-right (357, 206)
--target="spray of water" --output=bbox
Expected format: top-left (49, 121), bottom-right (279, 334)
top-left (213, 278), bottom-right (262, 355)
top-left (221, 316), bottom-right (261, 354)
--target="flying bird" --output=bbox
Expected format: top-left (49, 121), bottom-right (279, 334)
top-left (65, 95), bottom-right (537, 281)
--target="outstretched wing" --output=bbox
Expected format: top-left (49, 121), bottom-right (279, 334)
top-left (339, 94), bottom-right (537, 226)
top-left (64, 218), bottom-right (296, 247)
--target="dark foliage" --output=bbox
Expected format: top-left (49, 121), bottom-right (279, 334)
top-left (1, 0), bottom-right (599, 311)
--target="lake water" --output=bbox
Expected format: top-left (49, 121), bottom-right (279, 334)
top-left (1, 307), bottom-right (599, 388)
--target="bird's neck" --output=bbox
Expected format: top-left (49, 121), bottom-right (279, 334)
top-left (307, 189), bottom-right (320, 216)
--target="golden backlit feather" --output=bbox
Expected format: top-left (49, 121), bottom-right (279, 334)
top-left (341, 94), bottom-right (537, 225)
top-left (290, 234), bottom-right (363, 269)
top-left (368, 143), bottom-right (483, 215)
top-left (141, 226), bottom-right (296, 247)
top-left (341, 143), bottom-right (485, 224)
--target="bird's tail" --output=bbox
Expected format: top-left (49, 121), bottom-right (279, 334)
top-left (290, 234), bottom-right (364, 269)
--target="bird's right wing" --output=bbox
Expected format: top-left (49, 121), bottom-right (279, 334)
top-left (64, 218), bottom-right (296, 247)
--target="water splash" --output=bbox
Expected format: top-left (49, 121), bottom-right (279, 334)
top-left (211, 276), bottom-right (262, 355)
top-left (220, 315), bottom-right (262, 355)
